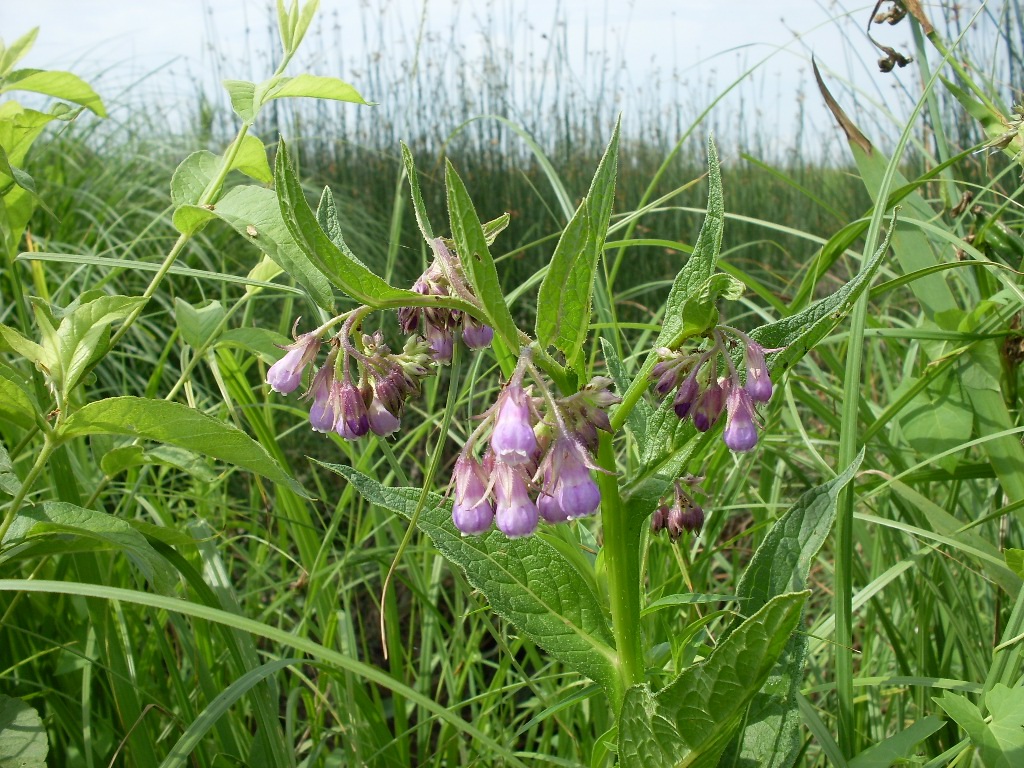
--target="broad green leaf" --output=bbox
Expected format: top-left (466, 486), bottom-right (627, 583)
top-left (325, 463), bottom-right (620, 695)
top-left (0, 102), bottom-right (58, 167)
top-left (232, 133), bottom-right (273, 184)
top-left (315, 186), bottom-right (375, 272)
top-left (59, 396), bottom-right (308, 497)
top-left (722, 451), bottom-right (863, 768)
top-left (936, 686), bottom-right (1024, 768)
top-left (0, 323), bottom-right (51, 370)
top-left (0, 28), bottom-right (39, 77)
top-left (223, 79), bottom-right (257, 122)
top-left (276, 139), bottom-right (423, 308)
top-left (267, 74), bottom-right (369, 106)
top-left (0, 361), bottom-right (38, 430)
top-left (444, 160), bottom-right (524, 350)
top-left (847, 716), bottom-right (945, 768)
top-left (618, 592), bottom-right (808, 768)
top-left (174, 298), bottom-right (225, 349)
top-left (176, 184), bottom-right (336, 311)
top-left (400, 141), bottom-right (434, 240)
top-left (536, 118), bottom-right (619, 367)
top-left (0, 68), bottom-right (106, 116)
top-left (170, 150), bottom-right (219, 209)
top-left (99, 444), bottom-right (217, 484)
top-left (54, 295), bottom-right (145, 397)
top-left (896, 372), bottom-right (971, 474)
top-left (0, 694), bottom-right (47, 767)
top-left (1, 502), bottom-right (175, 590)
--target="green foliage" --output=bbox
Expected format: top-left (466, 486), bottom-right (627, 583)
top-left (324, 464), bottom-right (621, 696)
top-left (0, 695), bottom-right (47, 768)
top-left (617, 592), bottom-right (808, 768)
top-left (936, 686), bottom-right (1024, 768)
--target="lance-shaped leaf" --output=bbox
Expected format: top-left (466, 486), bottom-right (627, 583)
top-left (618, 592), bottom-right (808, 768)
top-left (536, 118), bottom-right (619, 368)
top-left (401, 141), bottom-right (435, 241)
top-left (721, 452), bottom-right (863, 768)
top-left (325, 463), bottom-right (620, 696)
top-left (59, 397), bottom-right (308, 497)
top-left (275, 139), bottom-right (426, 308)
top-left (444, 161), bottom-right (524, 350)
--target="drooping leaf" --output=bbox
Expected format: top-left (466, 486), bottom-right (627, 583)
top-left (722, 452), bottom-right (864, 768)
top-left (170, 150), bottom-right (219, 210)
top-left (59, 396), bottom-right (308, 497)
top-left (0, 442), bottom-right (20, 496)
top-left (535, 119), bottom-right (619, 367)
top-left (222, 79), bottom-right (258, 122)
top-left (847, 716), bottom-right (945, 768)
top-left (444, 161), bottom-right (524, 351)
top-left (1, 502), bottom-right (175, 590)
top-left (324, 463), bottom-right (620, 695)
top-left (0, 694), bottom-right (47, 768)
top-left (617, 592), bottom-right (808, 768)
top-left (0, 68), bottom-right (106, 116)
top-left (232, 133), bottom-right (273, 184)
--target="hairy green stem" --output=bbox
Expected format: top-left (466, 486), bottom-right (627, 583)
top-left (597, 431), bottom-right (643, 709)
top-left (0, 435), bottom-right (57, 543)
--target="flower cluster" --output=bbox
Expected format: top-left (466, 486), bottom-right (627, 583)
top-left (650, 327), bottom-right (777, 452)
top-left (451, 353), bottom-right (618, 538)
top-left (267, 317), bottom-right (434, 440)
top-left (397, 238), bottom-right (494, 363)
top-left (650, 477), bottom-right (705, 541)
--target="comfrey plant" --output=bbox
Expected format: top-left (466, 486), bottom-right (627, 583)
top-left (259, 121), bottom-right (891, 765)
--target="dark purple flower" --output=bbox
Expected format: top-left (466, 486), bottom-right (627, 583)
top-left (692, 377), bottom-right (726, 432)
top-left (490, 383), bottom-right (538, 466)
top-left (452, 456), bottom-right (495, 535)
top-left (723, 386), bottom-right (759, 452)
top-left (650, 504), bottom-right (669, 534)
top-left (673, 367), bottom-right (702, 420)
top-left (267, 330), bottom-right (321, 394)
top-left (334, 376), bottom-right (370, 440)
top-left (494, 463), bottom-right (538, 537)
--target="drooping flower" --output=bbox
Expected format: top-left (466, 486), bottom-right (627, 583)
top-left (367, 395), bottom-right (400, 436)
top-left (536, 438), bottom-right (601, 523)
top-left (493, 462), bottom-right (538, 537)
top-left (744, 340), bottom-right (773, 403)
top-left (723, 386), bottom-right (759, 452)
top-left (334, 374), bottom-right (370, 440)
top-left (267, 324), bottom-right (322, 394)
top-left (692, 377), bottom-right (727, 432)
top-left (307, 367), bottom-right (336, 433)
top-left (490, 382), bottom-right (538, 466)
top-left (451, 455), bottom-right (495, 535)
top-left (462, 315), bottom-right (494, 349)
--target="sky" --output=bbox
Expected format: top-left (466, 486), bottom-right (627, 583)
top-left (2, 1), bottom-right (922, 152)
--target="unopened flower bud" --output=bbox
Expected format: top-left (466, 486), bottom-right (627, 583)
top-left (674, 367), bottom-right (702, 420)
top-left (651, 504), bottom-right (669, 534)
top-left (335, 377), bottom-right (370, 440)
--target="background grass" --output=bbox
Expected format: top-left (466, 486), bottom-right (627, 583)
top-left (2, 0), bottom-right (1024, 765)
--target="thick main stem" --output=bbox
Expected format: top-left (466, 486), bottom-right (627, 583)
top-left (596, 432), bottom-right (644, 708)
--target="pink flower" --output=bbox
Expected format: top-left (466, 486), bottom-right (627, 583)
top-left (490, 383), bottom-right (538, 466)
